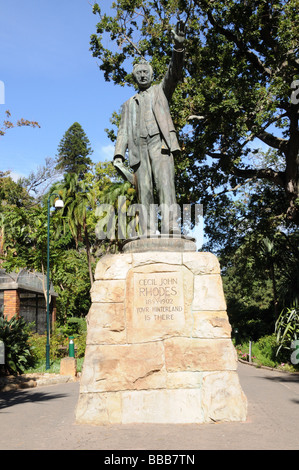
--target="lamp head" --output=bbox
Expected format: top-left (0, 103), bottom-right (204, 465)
top-left (54, 199), bottom-right (64, 209)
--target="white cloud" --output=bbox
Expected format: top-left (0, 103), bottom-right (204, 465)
top-left (9, 171), bottom-right (26, 182)
top-left (100, 144), bottom-right (115, 161)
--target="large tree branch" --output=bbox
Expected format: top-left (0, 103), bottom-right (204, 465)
top-left (206, 151), bottom-right (285, 187)
top-left (213, 177), bottom-right (255, 196)
top-left (256, 130), bottom-right (288, 152)
top-left (231, 165), bottom-right (285, 188)
top-left (205, 8), bottom-right (272, 77)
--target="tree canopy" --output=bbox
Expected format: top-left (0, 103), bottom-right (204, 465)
top-left (55, 122), bottom-right (93, 180)
top-left (90, 0), bottom-right (299, 225)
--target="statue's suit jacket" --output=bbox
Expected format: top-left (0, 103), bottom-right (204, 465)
top-left (114, 49), bottom-right (184, 168)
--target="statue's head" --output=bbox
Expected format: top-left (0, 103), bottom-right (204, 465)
top-left (133, 58), bottom-right (153, 90)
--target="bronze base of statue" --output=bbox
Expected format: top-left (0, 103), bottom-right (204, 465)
top-left (121, 234), bottom-right (197, 253)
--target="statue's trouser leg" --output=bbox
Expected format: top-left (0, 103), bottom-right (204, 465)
top-left (135, 135), bottom-right (180, 235)
top-left (148, 135), bottom-right (180, 234)
top-left (134, 139), bottom-right (155, 235)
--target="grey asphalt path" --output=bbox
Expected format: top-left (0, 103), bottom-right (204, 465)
top-left (0, 362), bottom-right (299, 450)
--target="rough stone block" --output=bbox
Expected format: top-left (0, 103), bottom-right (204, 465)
top-left (90, 280), bottom-right (125, 303)
top-left (86, 303), bottom-right (126, 345)
top-left (76, 392), bottom-right (122, 425)
top-left (193, 274), bottom-right (227, 310)
top-left (165, 371), bottom-right (203, 389)
top-left (121, 388), bottom-right (204, 424)
top-left (201, 371), bottom-right (248, 422)
top-left (192, 311), bottom-right (232, 338)
top-left (79, 342), bottom-right (165, 393)
top-left (164, 337), bottom-right (237, 372)
top-left (94, 254), bottom-right (132, 280)
top-left (60, 357), bottom-right (77, 376)
top-left (132, 251), bottom-right (182, 267)
top-left (183, 251), bottom-right (220, 274)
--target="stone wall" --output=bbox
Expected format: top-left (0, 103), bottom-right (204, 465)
top-left (76, 251), bottom-right (247, 424)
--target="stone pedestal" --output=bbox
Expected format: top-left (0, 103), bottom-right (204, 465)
top-left (75, 248), bottom-right (247, 424)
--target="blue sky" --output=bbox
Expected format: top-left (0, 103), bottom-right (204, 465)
top-left (0, 0), bottom-right (204, 245)
top-left (1, 0), bottom-right (272, 184)
top-left (0, 0), bottom-right (133, 180)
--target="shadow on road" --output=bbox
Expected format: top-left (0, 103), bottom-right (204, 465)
top-left (262, 373), bottom-right (299, 384)
top-left (0, 389), bottom-right (67, 410)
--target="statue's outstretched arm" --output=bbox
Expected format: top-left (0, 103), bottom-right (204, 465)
top-left (162, 21), bottom-right (186, 101)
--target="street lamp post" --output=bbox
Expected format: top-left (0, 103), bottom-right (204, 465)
top-left (46, 193), bottom-right (64, 370)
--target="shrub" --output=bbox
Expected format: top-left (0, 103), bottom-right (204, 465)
top-left (0, 315), bottom-right (36, 375)
top-left (275, 307), bottom-right (299, 357)
top-left (28, 319), bottom-right (87, 365)
top-left (28, 333), bottom-right (46, 362)
top-left (74, 331), bottom-right (87, 358)
top-left (253, 335), bottom-right (278, 367)
top-left (56, 317), bottom-right (87, 337)
top-left (236, 334), bottom-right (296, 369)
top-left (55, 317), bottom-right (87, 358)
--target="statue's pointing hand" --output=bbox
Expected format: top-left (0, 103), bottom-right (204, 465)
top-left (171, 21), bottom-right (185, 50)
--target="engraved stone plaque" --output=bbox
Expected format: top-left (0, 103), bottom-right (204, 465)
top-left (133, 271), bottom-right (185, 328)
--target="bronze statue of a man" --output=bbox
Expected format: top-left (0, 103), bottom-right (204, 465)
top-left (113, 22), bottom-right (185, 236)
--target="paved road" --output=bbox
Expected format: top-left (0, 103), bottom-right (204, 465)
top-left (0, 362), bottom-right (299, 450)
